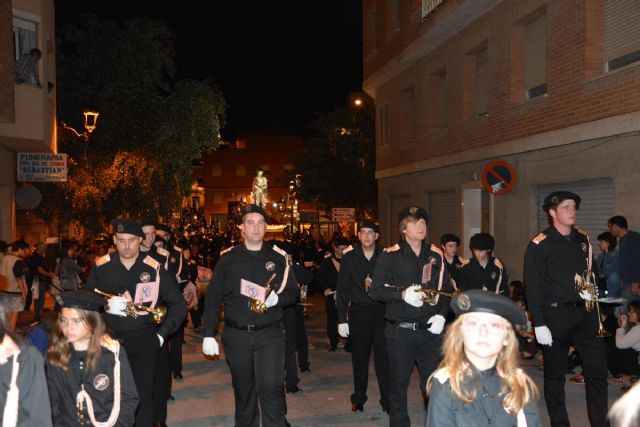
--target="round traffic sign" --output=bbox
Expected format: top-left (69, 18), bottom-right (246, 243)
top-left (481, 160), bottom-right (517, 195)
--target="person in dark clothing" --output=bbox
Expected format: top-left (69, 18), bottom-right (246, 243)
top-left (46, 290), bottom-right (139, 426)
top-left (426, 290), bottom-right (541, 427)
top-left (459, 233), bottom-right (508, 294)
top-left (525, 191), bottom-right (608, 427)
top-left (84, 219), bottom-right (186, 427)
top-left (26, 242), bottom-right (56, 321)
top-left (202, 205), bottom-right (299, 427)
top-left (369, 206), bottom-right (452, 427)
top-left (608, 215), bottom-right (640, 307)
top-left (292, 263), bottom-right (312, 373)
top-left (316, 236), bottom-right (349, 351)
top-left (440, 233), bottom-right (466, 292)
top-left (336, 220), bottom-right (389, 413)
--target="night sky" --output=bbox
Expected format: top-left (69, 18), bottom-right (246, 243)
top-left (54, 1), bottom-right (363, 140)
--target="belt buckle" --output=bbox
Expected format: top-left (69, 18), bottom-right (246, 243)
top-left (247, 324), bottom-right (256, 332)
top-left (550, 302), bottom-right (558, 307)
top-left (412, 323), bottom-right (418, 331)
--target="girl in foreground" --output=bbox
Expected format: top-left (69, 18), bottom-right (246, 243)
top-left (46, 290), bottom-right (139, 426)
top-left (426, 289), bottom-right (541, 426)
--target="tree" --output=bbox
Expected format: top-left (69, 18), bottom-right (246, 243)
top-left (36, 16), bottom-right (226, 233)
top-left (293, 102), bottom-right (377, 218)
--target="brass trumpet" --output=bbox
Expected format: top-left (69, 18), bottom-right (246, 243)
top-left (384, 284), bottom-right (460, 303)
top-left (94, 289), bottom-right (167, 325)
top-left (576, 270), bottom-right (611, 338)
top-left (249, 273), bottom-right (277, 314)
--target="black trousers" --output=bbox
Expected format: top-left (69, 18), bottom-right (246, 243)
top-left (324, 295), bottom-right (338, 348)
top-left (349, 304), bottom-right (389, 409)
top-left (295, 304), bottom-right (309, 371)
top-left (153, 342), bottom-right (172, 423)
top-left (117, 327), bottom-right (160, 427)
top-left (169, 323), bottom-right (185, 375)
top-left (541, 306), bottom-right (608, 427)
top-left (282, 306), bottom-right (299, 387)
top-left (385, 322), bottom-right (442, 427)
top-left (222, 323), bottom-right (287, 427)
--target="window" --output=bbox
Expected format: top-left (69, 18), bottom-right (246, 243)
top-left (365, 7), bottom-right (377, 54)
top-left (475, 47), bottom-right (489, 116)
top-left (13, 16), bottom-right (37, 61)
top-left (236, 165), bottom-right (246, 177)
top-left (399, 86), bottom-right (415, 144)
top-left (386, 0), bottom-right (400, 38)
top-left (378, 104), bottom-right (390, 147)
top-left (211, 165), bottom-right (222, 177)
top-left (604, 1), bottom-right (640, 71)
top-left (524, 14), bottom-right (547, 99)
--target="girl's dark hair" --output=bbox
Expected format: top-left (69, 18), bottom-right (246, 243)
top-left (597, 231), bottom-right (617, 251)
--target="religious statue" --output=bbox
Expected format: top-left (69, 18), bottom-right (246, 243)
top-left (251, 169), bottom-right (268, 209)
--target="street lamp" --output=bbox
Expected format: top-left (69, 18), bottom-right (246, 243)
top-left (83, 110), bottom-right (99, 134)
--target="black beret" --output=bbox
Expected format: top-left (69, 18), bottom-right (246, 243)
top-left (155, 223), bottom-right (172, 234)
top-left (333, 236), bottom-right (349, 247)
top-left (440, 233), bottom-right (461, 245)
top-left (543, 191), bottom-right (581, 211)
top-left (56, 289), bottom-right (107, 312)
top-left (398, 206), bottom-right (429, 222)
top-left (451, 289), bottom-right (527, 327)
top-left (240, 204), bottom-right (271, 224)
top-left (154, 236), bottom-right (166, 247)
top-left (112, 219), bottom-right (144, 238)
top-left (358, 220), bottom-right (379, 233)
top-left (138, 218), bottom-right (156, 228)
top-left (470, 233), bottom-right (495, 251)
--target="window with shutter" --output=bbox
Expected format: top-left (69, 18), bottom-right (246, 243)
top-left (524, 14), bottom-right (547, 99)
top-left (475, 47), bottom-right (488, 116)
top-left (604, 1), bottom-right (640, 71)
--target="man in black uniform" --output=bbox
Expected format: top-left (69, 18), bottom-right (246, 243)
top-left (85, 219), bottom-right (186, 426)
top-left (316, 236), bottom-right (349, 351)
top-left (440, 233), bottom-right (466, 291)
top-left (459, 233), bottom-right (508, 294)
top-left (524, 191), bottom-right (608, 427)
top-left (369, 206), bottom-right (452, 427)
top-left (202, 205), bottom-right (299, 427)
top-left (336, 220), bottom-right (389, 413)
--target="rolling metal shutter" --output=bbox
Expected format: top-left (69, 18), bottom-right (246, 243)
top-left (604, 1), bottom-right (640, 64)
top-left (429, 191), bottom-right (458, 246)
top-left (536, 178), bottom-right (614, 257)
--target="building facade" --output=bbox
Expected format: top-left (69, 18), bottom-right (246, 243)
top-left (364, 0), bottom-right (640, 279)
top-left (0, 0), bottom-right (57, 243)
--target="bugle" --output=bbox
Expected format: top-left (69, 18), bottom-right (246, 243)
top-left (575, 270), bottom-right (611, 338)
top-left (249, 273), bottom-right (277, 314)
top-left (383, 284), bottom-right (460, 304)
top-left (94, 288), bottom-right (167, 325)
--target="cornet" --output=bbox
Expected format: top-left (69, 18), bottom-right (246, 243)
top-left (384, 284), bottom-right (460, 304)
top-left (94, 289), bottom-right (167, 325)
top-left (575, 270), bottom-right (611, 338)
top-left (249, 273), bottom-right (277, 314)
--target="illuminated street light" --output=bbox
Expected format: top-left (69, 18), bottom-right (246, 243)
top-left (354, 98), bottom-right (363, 106)
top-left (83, 110), bottom-right (100, 134)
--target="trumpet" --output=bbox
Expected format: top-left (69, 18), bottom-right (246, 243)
top-left (249, 273), bottom-right (277, 314)
top-left (576, 270), bottom-right (611, 338)
top-left (94, 289), bottom-right (167, 325)
top-left (384, 284), bottom-right (460, 304)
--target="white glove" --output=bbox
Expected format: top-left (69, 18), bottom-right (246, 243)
top-left (203, 337), bottom-right (219, 356)
top-left (106, 296), bottom-right (128, 317)
top-left (535, 326), bottom-right (553, 346)
top-left (265, 292), bottom-right (279, 308)
top-left (579, 291), bottom-right (593, 301)
top-left (427, 314), bottom-right (446, 335)
top-left (338, 323), bottom-right (350, 338)
top-left (403, 285), bottom-right (424, 308)
top-left (157, 334), bottom-right (164, 347)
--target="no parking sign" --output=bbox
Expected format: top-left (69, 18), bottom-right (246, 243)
top-left (481, 160), bottom-right (517, 195)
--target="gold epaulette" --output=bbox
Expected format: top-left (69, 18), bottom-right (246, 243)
top-left (576, 227), bottom-right (589, 237)
top-left (324, 252), bottom-right (332, 258)
top-left (532, 232), bottom-right (547, 245)
top-left (174, 244), bottom-right (182, 252)
top-left (156, 247), bottom-right (169, 257)
top-left (342, 245), bottom-right (354, 255)
top-left (220, 246), bottom-right (234, 256)
top-left (384, 244), bottom-right (400, 253)
top-left (272, 244), bottom-right (288, 258)
top-left (95, 254), bottom-right (111, 267)
top-left (100, 335), bottom-right (120, 353)
top-left (143, 255), bottom-right (160, 269)
top-left (430, 244), bottom-right (443, 257)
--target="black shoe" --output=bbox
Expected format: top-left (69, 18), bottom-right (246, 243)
top-left (327, 345), bottom-right (337, 352)
top-left (173, 372), bottom-right (183, 381)
top-left (153, 423), bottom-right (168, 427)
top-left (351, 403), bottom-right (364, 412)
top-left (381, 406), bottom-right (389, 413)
top-left (168, 395), bottom-right (175, 401)
top-left (285, 419), bottom-right (291, 427)
top-left (286, 385), bottom-right (303, 394)
top-left (300, 366), bottom-right (311, 373)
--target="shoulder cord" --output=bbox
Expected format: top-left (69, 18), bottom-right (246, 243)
top-left (2, 351), bottom-right (20, 427)
top-left (76, 343), bottom-right (121, 427)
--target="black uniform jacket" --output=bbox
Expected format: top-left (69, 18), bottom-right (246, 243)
top-left (524, 226), bottom-right (590, 327)
top-left (85, 253), bottom-right (187, 339)
top-left (316, 255), bottom-right (341, 292)
top-left (445, 255), bottom-right (465, 290)
top-left (203, 242), bottom-right (299, 337)
top-left (336, 244), bottom-right (384, 323)
top-left (47, 345), bottom-right (139, 426)
top-left (459, 257), bottom-right (508, 294)
top-left (369, 241), bottom-right (452, 323)
top-left (426, 366), bottom-right (541, 427)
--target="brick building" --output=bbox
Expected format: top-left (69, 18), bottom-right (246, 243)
top-left (364, 0), bottom-right (640, 279)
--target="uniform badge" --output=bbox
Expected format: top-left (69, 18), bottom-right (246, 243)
top-left (580, 243), bottom-right (588, 252)
top-left (170, 257), bottom-right (176, 264)
top-left (117, 224), bottom-right (124, 233)
top-left (265, 261), bottom-right (276, 272)
top-left (93, 374), bottom-right (110, 391)
top-left (551, 196), bottom-right (559, 204)
top-left (409, 206), bottom-right (418, 214)
top-left (457, 294), bottom-right (471, 311)
top-left (490, 272), bottom-right (497, 280)
top-left (139, 272), bottom-right (151, 283)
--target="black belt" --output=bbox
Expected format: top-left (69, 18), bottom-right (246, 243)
top-left (225, 320), bottom-right (280, 332)
top-left (389, 320), bottom-right (430, 330)
top-left (550, 300), bottom-right (585, 308)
